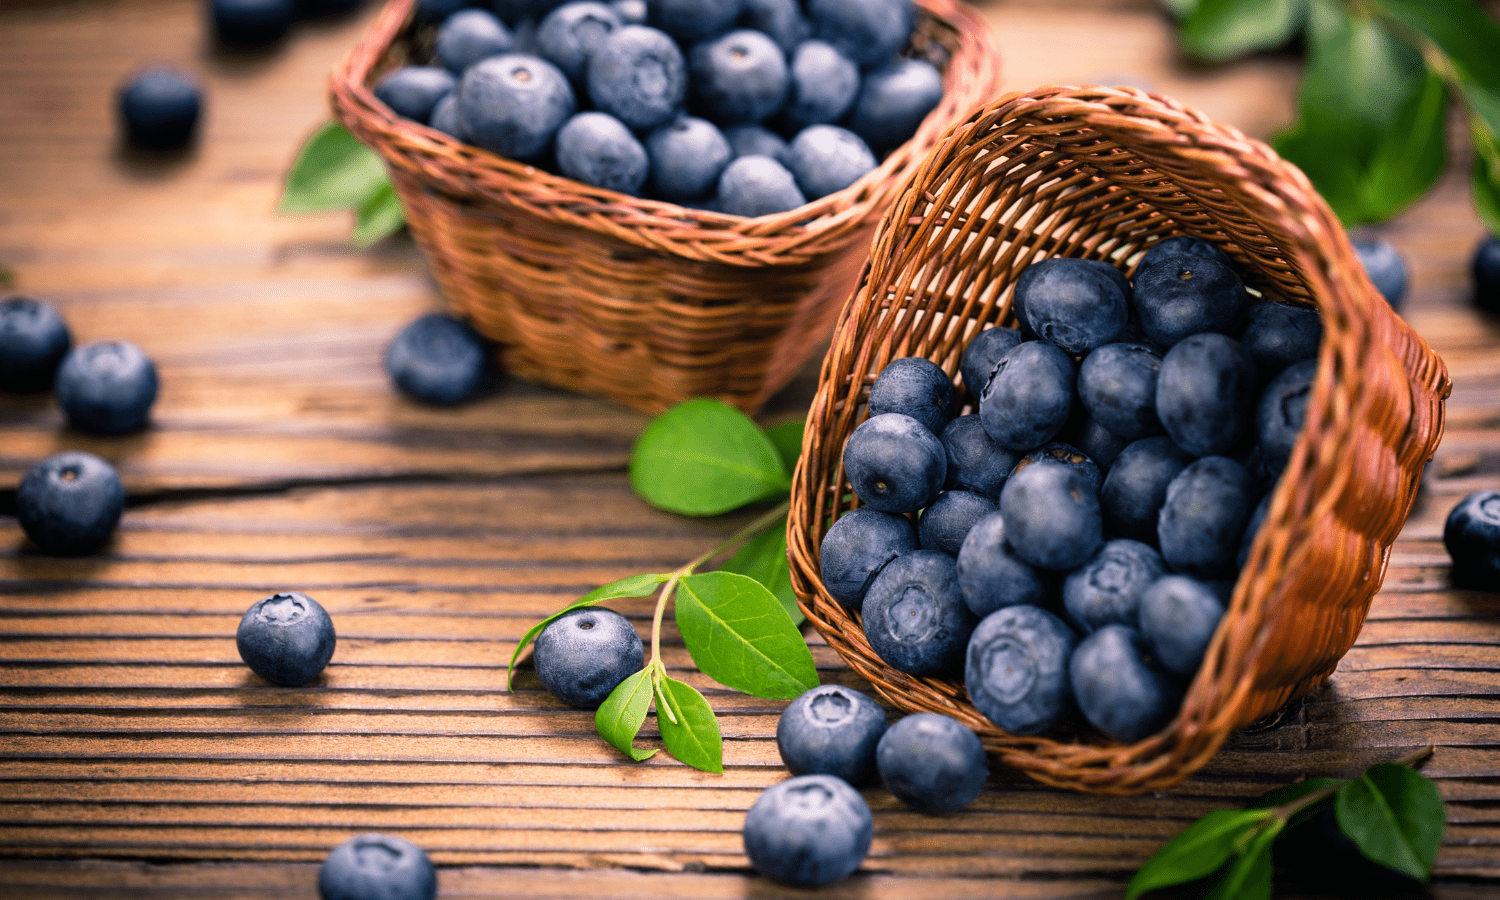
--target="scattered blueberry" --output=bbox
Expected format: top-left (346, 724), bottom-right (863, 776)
top-left (457, 54), bottom-right (575, 159)
top-left (807, 0), bottom-right (914, 69)
top-left (1136, 234), bottom-right (1230, 272)
top-left (1445, 490), bottom-right (1500, 591)
top-left (1009, 442), bottom-right (1102, 493)
top-left (1070, 624), bottom-right (1181, 743)
top-left (776, 684), bottom-right (888, 785)
top-left (649, 0), bottom-right (745, 44)
top-left (861, 549), bottom-right (975, 677)
top-left (1061, 538), bottom-right (1164, 633)
top-left (841, 412), bottom-right (947, 514)
top-left (787, 124), bottom-right (878, 200)
top-left (55, 340), bottom-right (159, 435)
top-left (437, 9), bottom-right (515, 74)
top-left (1157, 455), bottom-right (1257, 579)
top-left (715, 154), bottom-right (806, 216)
top-left (1015, 257), bottom-right (1129, 354)
top-left (646, 115), bottom-right (732, 201)
top-left (977, 340), bottom-right (1076, 451)
top-left (1076, 342), bottom-right (1162, 440)
top-left (723, 124), bottom-right (790, 164)
top-left (846, 57), bottom-right (942, 154)
top-left (236, 591), bottom-right (337, 687)
top-left (537, 2), bottom-right (622, 83)
top-left (15, 451), bottom-right (126, 556)
top-left (1353, 235), bottom-right (1408, 310)
top-left (918, 489), bottom-right (996, 557)
top-left (742, 774), bottom-right (872, 887)
top-left (954, 511), bottom-right (1052, 618)
top-left (1256, 357), bottom-right (1316, 474)
top-left (1132, 254), bottom-right (1248, 346)
top-left (586, 26), bottom-right (687, 131)
top-left (210, 0), bottom-right (295, 47)
top-left (780, 40), bottom-right (860, 131)
top-left (1138, 574), bottom-right (1225, 677)
top-left (556, 111), bottom-right (650, 195)
top-left (384, 313), bottom-right (489, 405)
top-left (318, 833), bottom-right (437, 900)
top-left (940, 414), bottom-right (1018, 498)
top-left (117, 67), bottom-right (202, 150)
top-left (1155, 332), bottom-right (1256, 457)
top-left (876, 712), bottom-right (987, 814)
top-left (997, 456), bottom-right (1103, 572)
top-left (375, 66), bottom-right (458, 125)
top-left (1474, 234), bottom-right (1500, 314)
top-left (0, 296), bottom-right (71, 392)
top-left (533, 606), bottom-right (644, 708)
top-left (1100, 436), bottom-right (1193, 543)
top-left (818, 506), bottom-right (918, 610)
top-left (867, 356), bottom-right (955, 435)
top-left (690, 29), bottom-right (789, 126)
top-left (965, 604), bottom-right (1077, 736)
top-left (958, 326), bottom-right (1022, 403)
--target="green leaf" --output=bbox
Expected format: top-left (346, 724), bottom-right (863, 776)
top-left (1373, 0), bottom-right (1500, 96)
top-left (1179, 0), bottom-right (1305, 63)
top-left (596, 668), bottom-right (657, 762)
top-left (352, 181), bottom-right (406, 248)
top-left (1475, 151), bottom-right (1500, 238)
top-left (719, 515), bottom-right (802, 625)
top-left (1335, 763), bottom-right (1446, 881)
top-left (675, 571), bottom-right (817, 699)
top-left (506, 572), bottom-right (670, 689)
top-left (628, 398), bottom-right (790, 516)
top-left (1358, 65), bottom-right (1448, 221)
top-left (1162, 0), bottom-right (1200, 19)
top-left (280, 123), bottom-right (389, 213)
top-left (654, 674), bottom-right (723, 773)
top-left (1251, 776), bottom-right (1344, 827)
top-left (1125, 808), bottom-right (1271, 899)
top-left (1202, 819), bottom-right (1281, 900)
top-left (764, 419), bottom-right (806, 474)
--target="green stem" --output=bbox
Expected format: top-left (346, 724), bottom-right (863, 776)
top-left (1271, 746), bottom-right (1436, 821)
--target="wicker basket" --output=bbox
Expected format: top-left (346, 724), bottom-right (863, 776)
top-left (328, 0), bottom-right (1002, 415)
top-left (787, 86), bottom-right (1452, 795)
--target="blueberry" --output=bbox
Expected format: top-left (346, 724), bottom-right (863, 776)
top-left (1070, 624), bottom-right (1181, 743)
top-left (1353, 236), bottom-right (1408, 310)
top-left (965, 604), bottom-right (1077, 735)
top-left (1236, 299), bottom-right (1322, 381)
top-left (940, 415), bottom-right (1018, 498)
top-left (818, 506), bottom-right (918, 610)
top-left (586, 26), bottom-right (687, 131)
top-left (867, 356), bottom-right (955, 435)
top-left (428, 93), bottom-right (462, 138)
top-left (780, 40), bottom-right (860, 131)
top-left (649, 0), bottom-right (745, 44)
top-left (1256, 357), bottom-right (1316, 474)
top-left (1474, 234), bottom-right (1500, 314)
top-left (537, 2), bottom-right (621, 82)
top-left (876, 712), bottom-right (987, 814)
top-left (715, 154), bottom-right (806, 215)
top-left (998, 459), bottom-right (1103, 572)
top-left (958, 326), bottom-right (1022, 403)
top-left (375, 66), bottom-right (458, 125)
top-left (841, 412), bottom-right (946, 514)
top-left (1445, 490), bottom-right (1500, 590)
top-left (556, 111), bottom-right (650, 194)
top-left (918, 489), bottom-right (997, 557)
top-left (689, 29), bottom-right (789, 126)
top-left (55, 340), bottom-right (159, 435)
top-left (318, 833), bottom-right (436, 900)
top-left (1077, 342), bottom-right (1162, 440)
top-left (116, 68), bottom-right (202, 150)
top-left (384, 313), bottom-right (488, 405)
top-left (740, 0), bottom-right (811, 52)
top-left (1062, 410), bottom-right (1130, 472)
top-left (458, 54), bottom-right (575, 159)
top-left (0, 296), bottom-right (71, 392)
top-left (611, 0), bottom-right (646, 24)
top-left (1132, 255), bottom-right (1249, 346)
top-left (786, 124), bottom-right (877, 200)
top-left (1138, 574), bottom-right (1225, 677)
top-left (236, 591), bottom-right (337, 687)
top-left (776, 684), bottom-right (888, 784)
top-left (806, 0), bottom-right (913, 69)
top-left (16, 452), bottom-right (126, 556)
top-left (533, 606), bottom-right (644, 708)
top-left (954, 511), bottom-right (1051, 618)
top-left (1062, 539), bottom-right (1165, 632)
top-left (723, 124), bottom-right (790, 164)
top-left (1155, 332), bottom-right (1256, 457)
top-left (436, 9), bottom-right (515, 74)
top-left (210, 0), bottom-right (295, 47)
top-left (1014, 257), bottom-right (1129, 354)
top-left (1010, 442), bottom-right (1102, 493)
top-left (977, 340), bottom-right (1076, 451)
top-left (1100, 436), bottom-right (1193, 543)
top-left (846, 57), bottom-right (942, 154)
top-left (1237, 491), bottom-right (1271, 569)
top-left (1136, 234), bottom-right (1230, 272)
top-left (861, 549), bottom-right (975, 677)
top-left (1157, 456), bottom-right (1257, 579)
top-left (646, 115), bottom-right (732, 201)
top-left (742, 774), bottom-right (872, 887)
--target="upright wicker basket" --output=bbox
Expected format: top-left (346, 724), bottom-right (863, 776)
top-left (787, 86), bottom-right (1452, 795)
top-left (328, 0), bottom-right (1002, 415)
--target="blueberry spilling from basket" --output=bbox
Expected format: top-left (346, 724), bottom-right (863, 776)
top-left (372, 0), bottom-right (943, 214)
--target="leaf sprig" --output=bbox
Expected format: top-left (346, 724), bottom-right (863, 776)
top-left (508, 398), bottom-right (816, 773)
top-left (280, 123), bottom-right (405, 247)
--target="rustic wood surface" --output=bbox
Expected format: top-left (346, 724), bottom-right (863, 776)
top-left (1, 0), bottom-right (1498, 897)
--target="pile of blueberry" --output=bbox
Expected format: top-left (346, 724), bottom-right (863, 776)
top-left (373, 0), bottom-right (943, 216)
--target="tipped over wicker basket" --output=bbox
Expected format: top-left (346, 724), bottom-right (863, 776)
top-left (328, 0), bottom-right (1002, 415)
top-left (787, 85), bottom-right (1452, 795)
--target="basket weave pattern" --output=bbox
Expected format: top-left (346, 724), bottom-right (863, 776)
top-left (787, 86), bottom-right (1452, 795)
top-left (328, 0), bottom-right (1002, 414)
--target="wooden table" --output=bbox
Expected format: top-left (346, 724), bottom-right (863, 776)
top-left (2, 1), bottom-right (1497, 896)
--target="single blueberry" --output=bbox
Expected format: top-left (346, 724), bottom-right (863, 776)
top-left (1155, 332), bottom-right (1256, 457)
top-left (556, 111), bottom-right (650, 195)
top-left (977, 340), bottom-right (1076, 451)
top-left (611, 0), bottom-right (646, 24)
top-left (1157, 456), bottom-right (1257, 579)
top-left (646, 115), bottom-right (732, 201)
top-left (437, 9), bottom-right (515, 74)
top-left (742, 774), bottom-right (872, 887)
top-left (955, 511), bottom-right (1052, 618)
top-left (16, 452), bottom-right (125, 556)
top-left (1062, 538), bottom-right (1165, 633)
top-left (1473, 234), bottom-right (1500, 314)
top-left (1256, 357), bottom-right (1316, 474)
top-left (722, 124), bottom-right (790, 164)
top-left (958, 326), bottom-right (1022, 404)
top-left (458, 54), bottom-right (575, 160)
top-left (806, 0), bottom-right (914, 69)
top-left (210, 0), bottom-right (295, 47)
top-left (428, 93), bottom-right (462, 138)
top-left (384, 313), bottom-right (489, 405)
top-left (533, 606), bottom-right (644, 708)
top-left (786, 124), bottom-right (877, 200)
top-left (1014, 257), bottom-right (1129, 355)
top-left (1100, 436), bottom-right (1193, 543)
top-left (868, 356), bottom-right (955, 435)
top-left (689, 29), bottom-right (789, 126)
top-left (117, 68), bottom-right (202, 150)
top-left (876, 712), bottom-right (987, 814)
top-left (861, 549), bottom-right (975, 677)
top-left (740, 0), bottom-right (811, 52)
top-left (1444, 490), bottom-right (1500, 590)
top-left (1138, 574), bottom-right (1225, 677)
top-left (715, 154), bottom-right (806, 216)
top-left (236, 591), bottom-right (337, 687)
top-left (965, 604), bottom-right (1077, 735)
top-left (841, 412), bottom-right (947, 514)
top-left (537, 2), bottom-right (621, 83)
top-left (375, 66), bottom-right (458, 125)
top-left (1353, 236), bottom-right (1408, 310)
top-left (586, 26), bottom-right (687, 131)
top-left (776, 684), bottom-right (888, 784)
top-left (1077, 342), bottom-right (1162, 440)
top-left (1237, 299), bottom-right (1322, 381)
top-left (318, 833), bottom-right (436, 900)
top-left (1136, 234), bottom-right (1230, 272)
top-left (1133, 255), bottom-right (1249, 346)
top-left (780, 40), bottom-right (860, 131)
top-left (940, 414), bottom-right (1018, 499)
top-left (0, 296), bottom-right (71, 392)
top-left (998, 460), bottom-right (1103, 572)
top-left (55, 340), bottom-right (159, 435)
top-left (918, 489), bottom-right (997, 557)
top-left (818, 506), bottom-right (918, 610)
top-left (1009, 442), bottom-right (1102, 493)
top-left (846, 57), bottom-right (942, 155)
top-left (649, 0), bottom-right (745, 44)
top-left (1070, 624), bottom-right (1182, 743)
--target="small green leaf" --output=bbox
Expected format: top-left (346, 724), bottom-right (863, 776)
top-left (1335, 763), bottom-right (1446, 881)
top-left (764, 419), bottom-right (806, 474)
top-left (719, 515), bottom-right (802, 625)
top-left (1179, 0), bottom-right (1305, 63)
top-left (506, 572), bottom-right (670, 689)
top-left (1162, 0), bottom-right (1200, 19)
top-left (596, 668), bottom-right (657, 762)
top-left (1202, 819), bottom-right (1281, 900)
top-left (1358, 65), bottom-right (1448, 221)
top-left (676, 570), bottom-right (818, 699)
top-left (628, 398), bottom-right (790, 516)
top-left (1126, 809), bottom-right (1271, 899)
top-left (654, 674), bottom-right (723, 773)
top-left (352, 181), bottom-right (406, 248)
top-left (280, 123), bottom-right (389, 213)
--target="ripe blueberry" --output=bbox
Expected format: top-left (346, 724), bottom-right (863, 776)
top-left (1132, 255), bottom-right (1248, 346)
top-left (1155, 332), bottom-right (1256, 457)
top-left (876, 712), bottom-right (987, 814)
top-left (649, 0), bottom-right (745, 44)
top-left (965, 604), bottom-right (1077, 736)
top-left (1077, 342), bottom-right (1162, 440)
top-left (437, 9), bottom-right (516, 75)
top-left (459, 54), bottom-right (575, 160)
top-left (867, 356), bottom-right (955, 435)
top-left (818, 506), bottom-right (918, 610)
top-left (236, 591), bottom-right (337, 687)
top-left (318, 833), bottom-right (436, 900)
top-left (841, 412), bottom-right (946, 514)
top-left (55, 340), bottom-right (159, 435)
top-left (1256, 357), bottom-right (1316, 474)
top-left (1157, 456), bottom-right (1257, 579)
top-left (374, 66), bottom-right (457, 125)
top-left (1353, 236), bottom-right (1408, 310)
top-left (587, 26), bottom-right (687, 131)
top-left (1070, 624), bottom-right (1182, 743)
top-left (714, 154), bottom-right (806, 216)
top-left (1061, 538), bottom-right (1165, 632)
top-left (776, 684), bottom-right (888, 785)
top-left (1015, 257), bottom-right (1129, 354)
top-left (1100, 436), bottom-right (1193, 543)
top-left (939, 414), bottom-right (1018, 499)
top-left (210, 0), bottom-right (295, 47)
top-left (787, 124), bottom-right (877, 200)
top-left (807, 0), bottom-right (914, 69)
top-left (861, 549), bottom-right (975, 677)
top-left (556, 111), bottom-right (650, 195)
top-left (0, 296), bottom-right (71, 392)
top-left (958, 325), bottom-right (1022, 403)
top-left (1237, 300), bottom-right (1321, 381)
top-left (116, 68), bottom-right (202, 150)
top-left (384, 313), bottom-right (489, 405)
top-left (689, 29), bottom-right (789, 126)
top-left (536, 2), bottom-right (621, 83)
top-left (997, 461), bottom-right (1103, 572)
top-left (646, 115), bottom-right (732, 201)
top-left (742, 774), bottom-right (872, 887)
top-left (1138, 574), bottom-right (1225, 677)
top-left (955, 511), bottom-right (1051, 618)
top-left (1136, 234), bottom-right (1230, 272)
top-left (918, 489), bottom-right (996, 557)
top-left (740, 0), bottom-right (810, 53)
top-left (846, 57), bottom-right (943, 154)
top-left (780, 40), bottom-right (860, 131)
top-left (977, 340), bottom-right (1076, 451)
top-left (1444, 490), bottom-right (1500, 590)
top-left (16, 452), bottom-right (126, 556)
top-left (533, 606), bottom-right (643, 709)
